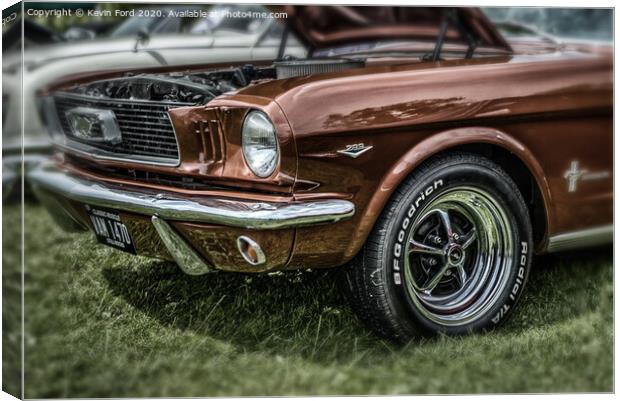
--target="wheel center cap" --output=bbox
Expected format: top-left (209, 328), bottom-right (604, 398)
top-left (447, 245), bottom-right (464, 266)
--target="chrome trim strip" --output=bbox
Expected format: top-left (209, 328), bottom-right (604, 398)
top-left (545, 225), bottom-right (613, 253)
top-left (41, 96), bottom-right (65, 141)
top-left (151, 216), bottom-right (214, 275)
top-left (55, 139), bottom-right (181, 167)
top-left (55, 91), bottom-right (194, 107)
top-left (28, 163), bottom-right (356, 230)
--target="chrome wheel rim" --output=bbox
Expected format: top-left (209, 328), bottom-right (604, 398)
top-left (403, 186), bottom-right (514, 326)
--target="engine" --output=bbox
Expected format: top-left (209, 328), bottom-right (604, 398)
top-left (62, 58), bottom-right (365, 105)
top-left (67, 65), bottom-right (277, 105)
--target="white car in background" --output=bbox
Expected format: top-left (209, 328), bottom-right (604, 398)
top-left (2, 3), bottom-right (304, 196)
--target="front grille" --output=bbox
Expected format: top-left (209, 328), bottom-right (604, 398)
top-left (54, 93), bottom-right (188, 164)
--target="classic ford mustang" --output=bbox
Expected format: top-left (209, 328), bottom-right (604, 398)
top-left (30, 6), bottom-right (612, 341)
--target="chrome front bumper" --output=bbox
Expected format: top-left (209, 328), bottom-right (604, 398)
top-left (3, 153), bottom-right (51, 201)
top-left (27, 163), bottom-right (355, 275)
top-left (28, 163), bottom-right (355, 230)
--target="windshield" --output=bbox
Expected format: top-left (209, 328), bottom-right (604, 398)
top-left (110, 5), bottom-right (270, 38)
top-left (483, 8), bottom-right (612, 42)
top-left (109, 15), bottom-right (165, 38)
top-left (186, 4), bottom-right (269, 35)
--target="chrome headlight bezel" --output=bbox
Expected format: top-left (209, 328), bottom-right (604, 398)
top-left (241, 110), bottom-right (280, 178)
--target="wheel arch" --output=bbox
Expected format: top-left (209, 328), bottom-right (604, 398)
top-left (346, 127), bottom-right (554, 259)
top-left (437, 142), bottom-right (549, 248)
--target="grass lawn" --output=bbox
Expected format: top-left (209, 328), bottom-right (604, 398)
top-left (3, 203), bottom-right (613, 397)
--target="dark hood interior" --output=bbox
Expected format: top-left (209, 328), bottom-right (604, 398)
top-left (270, 6), bottom-right (512, 53)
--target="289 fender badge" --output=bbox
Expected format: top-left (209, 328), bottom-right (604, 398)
top-left (564, 160), bottom-right (610, 192)
top-left (337, 143), bottom-right (373, 158)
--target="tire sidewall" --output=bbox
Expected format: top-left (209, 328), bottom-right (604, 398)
top-left (384, 160), bottom-right (532, 335)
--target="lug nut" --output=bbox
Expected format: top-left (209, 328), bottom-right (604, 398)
top-left (453, 233), bottom-right (460, 240)
top-left (430, 235), bottom-right (442, 244)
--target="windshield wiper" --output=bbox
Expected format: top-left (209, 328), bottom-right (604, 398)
top-left (427, 8), bottom-right (480, 62)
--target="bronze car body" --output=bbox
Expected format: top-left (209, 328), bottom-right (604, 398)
top-left (37, 52), bottom-right (612, 264)
top-left (31, 7), bottom-right (612, 336)
top-left (219, 50), bottom-right (612, 263)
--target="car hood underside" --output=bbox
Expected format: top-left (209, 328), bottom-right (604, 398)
top-left (268, 6), bottom-right (512, 52)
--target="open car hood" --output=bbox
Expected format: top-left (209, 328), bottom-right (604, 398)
top-left (271, 6), bottom-right (511, 53)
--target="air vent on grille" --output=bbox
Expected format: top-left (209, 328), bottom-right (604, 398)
top-left (54, 93), bottom-right (188, 165)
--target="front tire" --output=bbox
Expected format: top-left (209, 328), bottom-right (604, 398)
top-left (343, 153), bottom-right (533, 342)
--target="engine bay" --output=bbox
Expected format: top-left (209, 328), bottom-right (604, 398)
top-left (64, 58), bottom-right (366, 105)
top-left (67, 65), bottom-right (277, 105)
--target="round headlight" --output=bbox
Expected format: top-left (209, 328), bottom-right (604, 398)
top-left (242, 110), bottom-right (279, 178)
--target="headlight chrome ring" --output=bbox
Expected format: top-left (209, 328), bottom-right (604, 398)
top-left (241, 110), bottom-right (279, 178)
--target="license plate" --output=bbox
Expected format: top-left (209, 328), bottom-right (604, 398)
top-left (85, 205), bottom-right (136, 254)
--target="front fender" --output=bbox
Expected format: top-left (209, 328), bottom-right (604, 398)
top-left (342, 126), bottom-right (553, 260)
